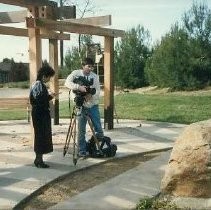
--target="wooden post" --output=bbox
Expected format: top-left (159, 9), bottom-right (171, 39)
top-left (104, 36), bottom-right (114, 130)
top-left (27, 6), bottom-right (42, 143)
top-left (59, 0), bottom-right (64, 67)
top-left (49, 38), bottom-right (59, 125)
top-left (28, 28), bottom-right (42, 84)
top-left (27, 6), bottom-right (42, 84)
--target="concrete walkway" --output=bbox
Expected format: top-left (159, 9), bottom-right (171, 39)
top-left (0, 119), bottom-right (186, 209)
top-left (50, 151), bottom-right (171, 210)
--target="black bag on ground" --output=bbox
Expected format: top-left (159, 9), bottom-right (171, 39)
top-left (86, 136), bottom-right (117, 158)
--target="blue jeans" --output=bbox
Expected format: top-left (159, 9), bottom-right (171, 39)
top-left (77, 105), bottom-right (104, 154)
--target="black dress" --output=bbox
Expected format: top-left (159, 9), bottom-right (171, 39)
top-left (29, 80), bottom-right (53, 154)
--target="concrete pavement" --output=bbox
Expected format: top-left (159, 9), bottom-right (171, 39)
top-left (0, 119), bottom-right (186, 209)
top-left (50, 151), bottom-right (171, 210)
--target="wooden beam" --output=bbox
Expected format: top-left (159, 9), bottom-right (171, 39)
top-left (28, 27), bottom-right (42, 84)
top-left (65, 15), bottom-right (111, 27)
top-left (35, 18), bottom-right (125, 38)
top-left (104, 36), bottom-right (114, 129)
top-left (0, 25), bottom-right (70, 40)
top-left (49, 39), bottom-right (59, 125)
top-left (28, 26), bottom-right (42, 144)
top-left (0, 0), bottom-right (56, 8)
top-left (40, 28), bottom-right (70, 40)
top-left (0, 6), bottom-right (76, 24)
top-left (66, 15), bottom-right (111, 26)
top-left (0, 25), bottom-right (27, 36)
top-left (0, 10), bottom-right (110, 27)
top-left (0, 10), bottom-right (27, 23)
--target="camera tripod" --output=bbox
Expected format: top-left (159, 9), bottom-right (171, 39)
top-left (63, 105), bottom-right (102, 165)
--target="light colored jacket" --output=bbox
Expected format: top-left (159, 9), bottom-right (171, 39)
top-left (65, 69), bottom-right (100, 108)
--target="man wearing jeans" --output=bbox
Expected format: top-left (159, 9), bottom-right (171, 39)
top-left (65, 57), bottom-right (104, 158)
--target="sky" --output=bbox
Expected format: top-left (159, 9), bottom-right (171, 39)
top-left (0, 0), bottom-right (211, 63)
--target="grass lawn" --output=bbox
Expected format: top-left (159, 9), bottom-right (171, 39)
top-left (1, 90), bottom-right (211, 124)
top-left (59, 92), bottom-right (211, 124)
top-left (0, 109), bottom-right (29, 121)
top-left (114, 93), bottom-right (211, 124)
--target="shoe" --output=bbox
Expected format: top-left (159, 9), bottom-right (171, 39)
top-left (78, 152), bottom-right (87, 159)
top-left (34, 160), bottom-right (49, 168)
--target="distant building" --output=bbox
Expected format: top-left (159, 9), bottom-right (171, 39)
top-left (0, 62), bottom-right (11, 83)
top-left (0, 60), bottom-right (29, 83)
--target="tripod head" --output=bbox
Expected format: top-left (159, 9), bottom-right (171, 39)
top-left (75, 106), bottom-right (82, 116)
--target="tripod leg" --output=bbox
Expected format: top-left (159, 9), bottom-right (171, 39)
top-left (63, 115), bottom-right (73, 156)
top-left (72, 116), bottom-right (78, 165)
top-left (63, 115), bottom-right (76, 157)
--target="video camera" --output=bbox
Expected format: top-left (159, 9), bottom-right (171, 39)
top-left (73, 76), bottom-right (96, 107)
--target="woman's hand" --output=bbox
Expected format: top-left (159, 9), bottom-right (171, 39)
top-left (49, 90), bottom-right (59, 98)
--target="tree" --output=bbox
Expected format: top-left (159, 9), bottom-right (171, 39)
top-left (114, 25), bottom-right (151, 88)
top-left (146, 2), bottom-right (211, 90)
top-left (183, 2), bottom-right (211, 43)
top-left (13, 62), bottom-right (29, 82)
top-left (2, 58), bottom-right (29, 82)
top-left (183, 2), bottom-right (211, 87)
top-left (60, 35), bottom-right (94, 78)
top-left (145, 24), bottom-right (192, 89)
top-left (57, 0), bottom-right (96, 55)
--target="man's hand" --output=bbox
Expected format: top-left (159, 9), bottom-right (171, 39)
top-left (78, 85), bottom-right (87, 92)
top-left (85, 93), bottom-right (92, 101)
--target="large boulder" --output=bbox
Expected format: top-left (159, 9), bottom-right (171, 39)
top-left (161, 120), bottom-right (211, 198)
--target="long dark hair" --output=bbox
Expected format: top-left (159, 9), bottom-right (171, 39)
top-left (36, 65), bottom-right (55, 81)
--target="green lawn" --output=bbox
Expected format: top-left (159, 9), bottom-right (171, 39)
top-left (59, 93), bottom-right (211, 124)
top-left (0, 109), bottom-right (29, 121)
top-left (114, 93), bottom-right (211, 124)
top-left (1, 92), bottom-right (211, 124)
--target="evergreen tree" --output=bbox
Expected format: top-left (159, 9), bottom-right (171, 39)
top-left (183, 2), bottom-right (211, 87)
top-left (146, 2), bottom-right (211, 90)
top-left (145, 25), bottom-right (192, 89)
top-left (114, 25), bottom-right (151, 88)
top-left (60, 35), bottom-right (93, 78)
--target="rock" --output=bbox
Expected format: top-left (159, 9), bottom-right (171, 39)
top-left (161, 120), bottom-right (211, 198)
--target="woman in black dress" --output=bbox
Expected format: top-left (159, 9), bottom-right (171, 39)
top-left (29, 65), bottom-right (55, 168)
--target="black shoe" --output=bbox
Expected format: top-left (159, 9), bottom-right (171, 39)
top-left (78, 152), bottom-right (87, 159)
top-left (34, 160), bottom-right (49, 168)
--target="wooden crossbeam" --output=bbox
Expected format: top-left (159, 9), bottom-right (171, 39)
top-left (0, 0), bottom-right (56, 7)
top-left (0, 6), bottom-right (76, 24)
top-left (65, 15), bottom-right (111, 27)
top-left (0, 25), bottom-right (27, 36)
top-left (32, 18), bottom-right (124, 37)
top-left (0, 11), bottom-right (110, 26)
top-left (0, 25), bottom-right (70, 40)
top-left (0, 10), bottom-right (27, 23)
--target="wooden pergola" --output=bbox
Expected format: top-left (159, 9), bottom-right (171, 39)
top-left (0, 0), bottom-right (124, 129)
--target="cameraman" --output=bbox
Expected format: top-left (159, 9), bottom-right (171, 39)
top-left (64, 57), bottom-right (104, 158)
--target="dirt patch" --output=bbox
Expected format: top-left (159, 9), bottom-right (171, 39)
top-left (15, 152), bottom-right (160, 210)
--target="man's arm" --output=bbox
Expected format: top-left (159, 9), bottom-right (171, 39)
top-left (92, 74), bottom-right (101, 101)
top-left (65, 70), bottom-right (88, 93)
top-left (64, 71), bottom-right (79, 90)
